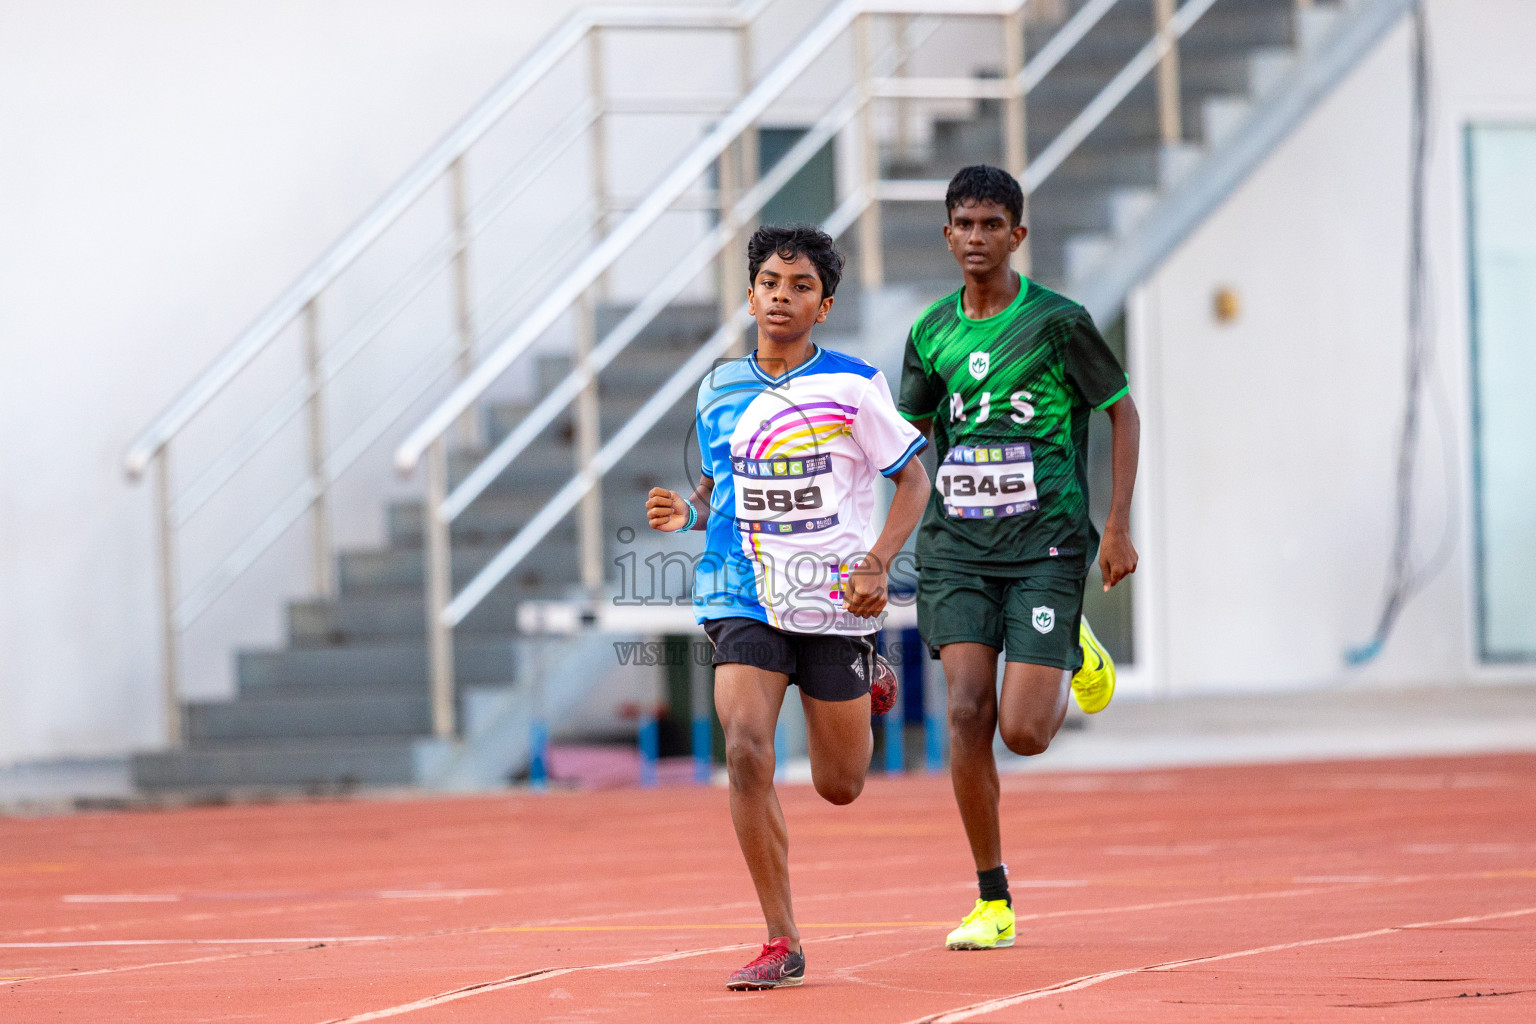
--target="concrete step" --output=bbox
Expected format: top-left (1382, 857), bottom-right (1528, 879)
top-left (594, 301), bottom-right (718, 346)
top-left (385, 476), bottom-right (655, 547)
top-left (1247, 45), bottom-right (1297, 98)
top-left (131, 737), bottom-right (419, 792)
top-left (288, 591), bottom-right (537, 647)
top-left (236, 638), bottom-right (517, 691)
top-left (1202, 94), bottom-right (1254, 149)
top-left (337, 540), bottom-right (582, 595)
top-left (446, 440), bottom-right (680, 496)
top-left (483, 390), bottom-right (694, 448)
top-left (186, 686), bottom-right (435, 741)
top-left (1107, 187), bottom-right (1160, 236)
top-left (1296, 4), bottom-right (1342, 52)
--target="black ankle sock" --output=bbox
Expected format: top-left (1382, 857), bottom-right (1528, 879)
top-left (977, 864), bottom-right (1010, 906)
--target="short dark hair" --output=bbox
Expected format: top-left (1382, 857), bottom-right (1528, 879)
top-left (746, 224), bottom-right (844, 298)
top-left (945, 164), bottom-right (1024, 226)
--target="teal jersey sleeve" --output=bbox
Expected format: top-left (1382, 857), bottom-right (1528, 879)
top-left (898, 330), bottom-right (944, 421)
top-left (1064, 310), bottom-right (1129, 410)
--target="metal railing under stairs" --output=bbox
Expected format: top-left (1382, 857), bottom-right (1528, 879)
top-left (395, 0), bottom-right (1356, 742)
top-left (123, 0), bottom-right (782, 745)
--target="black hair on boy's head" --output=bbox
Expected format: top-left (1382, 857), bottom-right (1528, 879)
top-left (945, 164), bottom-right (1025, 226)
top-left (746, 224), bottom-right (845, 298)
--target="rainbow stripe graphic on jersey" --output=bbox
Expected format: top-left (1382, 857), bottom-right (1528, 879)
top-left (692, 347), bottom-right (925, 635)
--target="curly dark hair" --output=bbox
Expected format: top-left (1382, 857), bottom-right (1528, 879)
top-left (945, 164), bottom-right (1024, 226)
top-left (746, 224), bottom-right (845, 298)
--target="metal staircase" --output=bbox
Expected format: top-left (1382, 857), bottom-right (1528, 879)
top-left (127, 0), bottom-right (1418, 794)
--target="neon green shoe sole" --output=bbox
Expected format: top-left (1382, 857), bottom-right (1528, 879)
top-left (1072, 616), bottom-right (1115, 714)
top-left (945, 899), bottom-right (1015, 950)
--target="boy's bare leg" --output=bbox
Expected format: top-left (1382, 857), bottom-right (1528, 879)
top-left (996, 661), bottom-right (1071, 757)
top-left (714, 663), bottom-right (797, 947)
top-left (943, 645), bottom-right (1071, 871)
top-left (801, 690), bottom-right (873, 807)
top-left (941, 642), bottom-right (1004, 871)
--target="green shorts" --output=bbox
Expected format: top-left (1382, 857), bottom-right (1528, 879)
top-left (915, 569), bottom-right (1086, 671)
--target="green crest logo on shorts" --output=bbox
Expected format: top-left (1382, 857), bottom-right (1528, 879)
top-left (1031, 606), bottom-right (1055, 634)
top-left (969, 351), bottom-right (990, 380)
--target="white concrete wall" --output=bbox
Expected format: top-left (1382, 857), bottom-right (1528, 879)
top-left (1129, 0), bottom-right (1536, 695)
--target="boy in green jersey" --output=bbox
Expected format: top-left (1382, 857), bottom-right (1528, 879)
top-left (897, 165), bottom-right (1140, 950)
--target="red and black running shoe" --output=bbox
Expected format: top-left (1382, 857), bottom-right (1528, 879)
top-left (726, 937), bottom-right (805, 990)
top-left (870, 654), bottom-right (898, 717)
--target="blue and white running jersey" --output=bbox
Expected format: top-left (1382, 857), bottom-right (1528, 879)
top-left (693, 346), bottom-right (927, 635)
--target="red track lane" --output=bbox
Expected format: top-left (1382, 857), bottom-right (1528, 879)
top-left (3, 754), bottom-right (1534, 1022)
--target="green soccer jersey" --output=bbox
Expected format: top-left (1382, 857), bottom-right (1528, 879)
top-left (898, 278), bottom-right (1128, 577)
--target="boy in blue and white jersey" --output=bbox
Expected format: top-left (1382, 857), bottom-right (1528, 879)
top-left (646, 225), bottom-right (930, 990)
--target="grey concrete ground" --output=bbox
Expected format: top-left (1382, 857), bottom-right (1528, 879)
top-left (1003, 681), bottom-right (1536, 773)
top-left (4, 683), bottom-right (1532, 808)
top-left (0, 756), bottom-right (133, 810)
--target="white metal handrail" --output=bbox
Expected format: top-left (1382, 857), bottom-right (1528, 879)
top-left (412, 0), bottom-right (1280, 740)
top-left (123, 0), bottom-right (782, 745)
top-left (409, 0), bottom-right (1300, 743)
top-left (392, 0), bottom-right (1022, 476)
top-left (122, 2), bottom-right (769, 478)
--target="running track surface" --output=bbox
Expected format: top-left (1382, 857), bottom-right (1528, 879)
top-left (3, 754), bottom-right (1534, 1022)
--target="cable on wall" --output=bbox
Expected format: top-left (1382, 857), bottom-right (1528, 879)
top-left (1346, 3), bottom-right (1456, 666)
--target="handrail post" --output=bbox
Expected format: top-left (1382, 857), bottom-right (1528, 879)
top-left (425, 437), bottom-right (457, 738)
top-left (717, 135), bottom-right (748, 358)
top-left (301, 298), bottom-right (334, 597)
top-left (892, 14), bottom-right (914, 162)
top-left (737, 21), bottom-right (759, 198)
top-left (580, 23), bottom-right (609, 588)
top-left (587, 26), bottom-right (612, 300)
top-left (855, 12), bottom-right (884, 290)
top-left (574, 292), bottom-right (604, 591)
top-left (725, 20), bottom-right (756, 358)
top-left (448, 157), bottom-right (482, 449)
top-left (1154, 0), bottom-right (1183, 148)
top-left (153, 449), bottom-right (184, 747)
top-left (1003, 7), bottom-right (1031, 276)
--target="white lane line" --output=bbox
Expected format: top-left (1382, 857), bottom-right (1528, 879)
top-left (7, 946), bottom-right (323, 986)
top-left (901, 904), bottom-right (1536, 1023)
top-left (312, 928), bottom-right (906, 1024)
top-left (61, 894), bottom-right (180, 903)
top-left (0, 937), bottom-right (392, 948)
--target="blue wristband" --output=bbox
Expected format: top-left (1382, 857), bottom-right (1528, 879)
top-left (682, 499), bottom-right (698, 531)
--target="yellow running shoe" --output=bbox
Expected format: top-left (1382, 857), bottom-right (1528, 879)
top-left (1071, 616), bottom-right (1115, 714)
top-left (945, 899), bottom-right (1015, 950)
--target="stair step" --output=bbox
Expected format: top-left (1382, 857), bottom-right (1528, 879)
top-left (1064, 233), bottom-right (1115, 290)
top-left (1247, 45), bottom-right (1297, 98)
top-left (131, 737), bottom-right (419, 792)
top-left (288, 592), bottom-right (538, 647)
top-left (1107, 187), bottom-right (1160, 237)
top-left (447, 440), bottom-right (678, 493)
top-left (386, 479), bottom-right (656, 548)
top-left (186, 687), bottom-right (436, 741)
top-left (1296, 5), bottom-right (1342, 52)
top-left (483, 391), bottom-right (694, 447)
top-left (236, 638), bottom-right (517, 691)
top-left (1202, 94), bottom-right (1254, 149)
top-left (338, 541), bottom-right (583, 595)
top-left (1158, 142), bottom-right (1207, 189)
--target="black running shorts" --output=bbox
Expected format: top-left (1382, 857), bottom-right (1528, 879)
top-left (703, 617), bottom-right (876, 703)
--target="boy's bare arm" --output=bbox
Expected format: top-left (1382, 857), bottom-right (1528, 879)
top-left (646, 475), bottom-right (715, 532)
top-left (1100, 394), bottom-right (1140, 590)
top-left (845, 458), bottom-right (931, 618)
